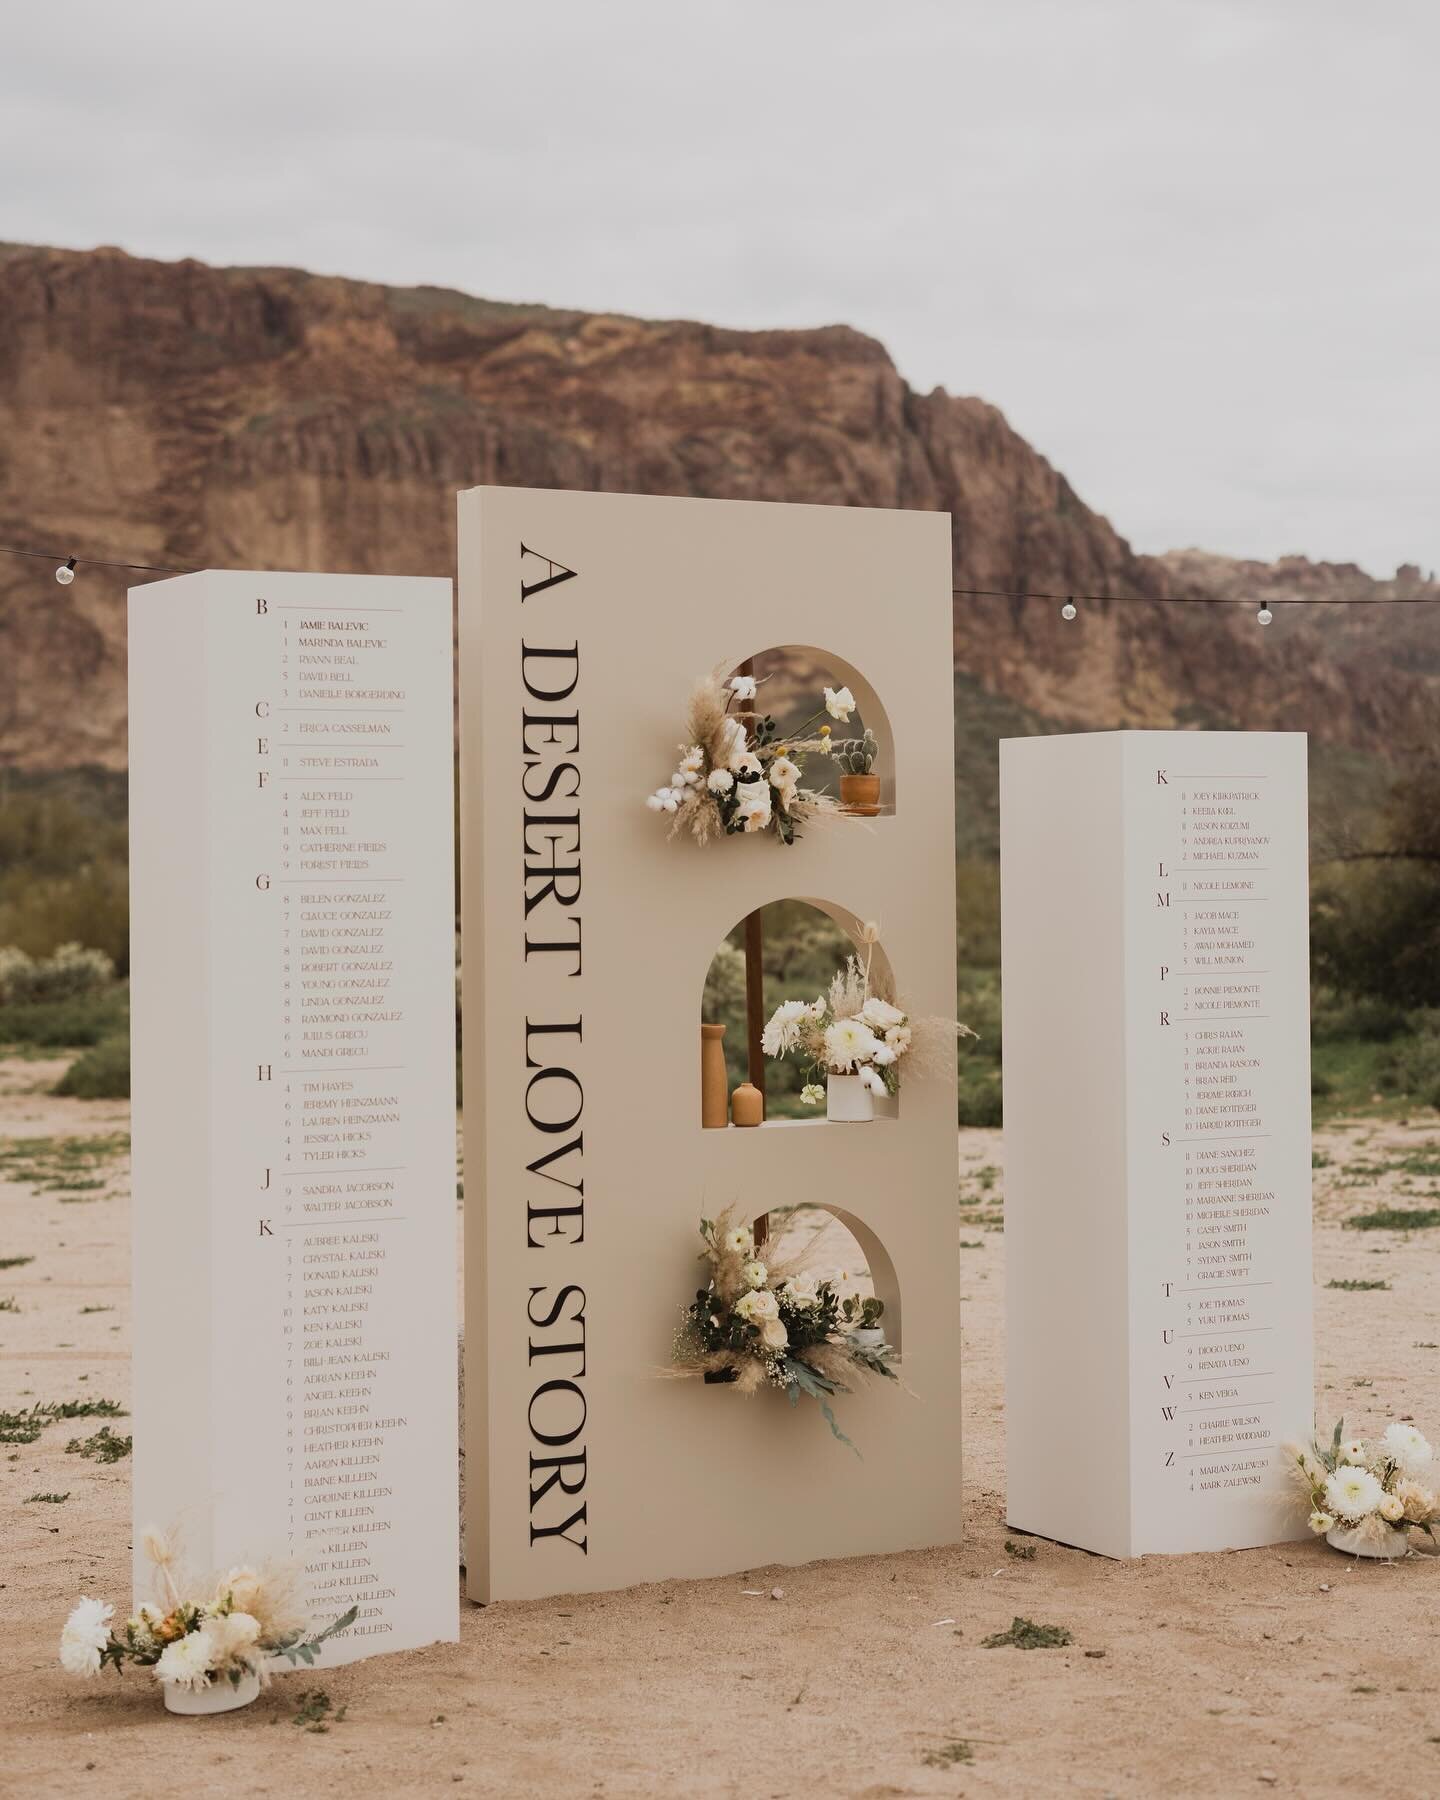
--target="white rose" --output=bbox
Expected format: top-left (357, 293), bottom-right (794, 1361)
top-left (742, 1288), bottom-right (779, 1323)
top-left (206, 1611), bottom-right (261, 1668)
top-left (767, 755), bottom-right (801, 791)
top-left (1379, 1492), bottom-right (1406, 1523)
top-left (1382, 1422), bottom-right (1433, 1476)
top-left (860, 997), bottom-right (905, 1031)
top-left (216, 1567), bottom-right (264, 1615)
top-left (742, 1260), bottom-right (768, 1289)
top-left (824, 685), bottom-right (855, 722)
top-left (760, 1317), bottom-right (789, 1351)
top-left (729, 750), bottom-right (763, 778)
top-left (783, 1274), bottom-right (820, 1308)
top-left (735, 784), bottom-right (772, 831)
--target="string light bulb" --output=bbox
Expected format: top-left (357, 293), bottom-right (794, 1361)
top-left (1060, 597), bottom-right (1077, 621)
top-left (1256, 606), bottom-right (1273, 626)
top-left (55, 556), bottom-right (77, 586)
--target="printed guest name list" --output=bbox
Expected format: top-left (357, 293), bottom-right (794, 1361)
top-left (129, 570), bottom-right (456, 1663)
top-left (1128, 735), bottom-right (1314, 1550)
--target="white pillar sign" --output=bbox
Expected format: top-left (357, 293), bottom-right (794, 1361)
top-left (459, 487), bottom-right (960, 1602)
top-left (1001, 730), bottom-right (1313, 1556)
top-left (129, 571), bottom-right (458, 1658)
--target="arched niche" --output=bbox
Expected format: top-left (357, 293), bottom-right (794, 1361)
top-left (749, 1202), bottom-right (904, 1355)
top-left (701, 898), bottom-right (901, 1125)
top-left (724, 644), bottom-right (896, 815)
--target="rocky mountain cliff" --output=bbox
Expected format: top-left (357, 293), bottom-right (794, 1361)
top-left (1, 243), bottom-right (1436, 801)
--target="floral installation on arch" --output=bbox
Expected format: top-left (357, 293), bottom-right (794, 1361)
top-left (761, 920), bottom-right (973, 1118)
top-left (1284, 1419), bottom-right (1437, 1557)
top-left (672, 1208), bottom-right (897, 1446)
top-left (59, 1524), bottom-right (356, 1702)
top-left (644, 669), bottom-right (861, 846)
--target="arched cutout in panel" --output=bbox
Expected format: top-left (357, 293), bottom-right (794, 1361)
top-left (725, 644), bottom-right (896, 816)
top-left (701, 899), bottom-right (901, 1124)
top-left (758, 1203), bottom-right (903, 1356)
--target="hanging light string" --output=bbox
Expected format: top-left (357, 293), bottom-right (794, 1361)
top-left (1, 542), bottom-right (1436, 626)
top-left (0, 543), bottom-right (194, 578)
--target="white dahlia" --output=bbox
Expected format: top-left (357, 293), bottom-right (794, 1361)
top-left (59, 1597), bottom-right (113, 1677)
top-left (155, 1628), bottom-right (217, 1691)
top-left (824, 1017), bottom-right (881, 1071)
top-left (1324, 1464), bottom-right (1384, 1520)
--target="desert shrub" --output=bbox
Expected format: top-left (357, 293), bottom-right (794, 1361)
top-left (0, 867), bottom-right (131, 972)
top-left (0, 985), bottom-right (129, 1048)
top-left (0, 942), bottom-right (115, 1005)
top-left (54, 1034), bottom-right (131, 1100)
top-left (1311, 991), bottom-right (1413, 1045)
top-left (1376, 1015), bottom-right (1440, 1110)
top-left (957, 1071), bottom-right (1003, 1128)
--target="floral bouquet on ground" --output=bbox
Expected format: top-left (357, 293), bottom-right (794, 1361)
top-left (59, 1525), bottom-right (357, 1705)
top-left (762, 922), bottom-right (973, 1118)
top-left (672, 1208), bottom-right (897, 1446)
top-left (1284, 1420), bottom-right (1437, 1557)
top-left (644, 669), bottom-right (860, 846)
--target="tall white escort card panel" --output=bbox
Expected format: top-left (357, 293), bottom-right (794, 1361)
top-left (128, 571), bottom-right (458, 1659)
top-left (1001, 730), bottom-right (1312, 1557)
top-left (458, 488), bottom-right (960, 1603)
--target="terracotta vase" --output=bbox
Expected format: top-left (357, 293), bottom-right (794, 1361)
top-left (701, 1023), bottom-right (728, 1128)
top-left (840, 772), bottom-right (881, 816)
top-left (730, 1081), bottom-right (764, 1127)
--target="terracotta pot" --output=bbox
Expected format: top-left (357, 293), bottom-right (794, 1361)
top-left (730, 1081), bottom-right (764, 1127)
top-left (163, 1668), bottom-right (261, 1715)
top-left (1326, 1522), bottom-right (1411, 1559)
top-left (840, 772), bottom-right (881, 816)
top-left (701, 1023), bottom-right (728, 1128)
top-left (826, 1072), bottom-right (873, 1122)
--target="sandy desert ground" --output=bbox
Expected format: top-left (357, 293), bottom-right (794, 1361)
top-left (2, 1054), bottom-right (1438, 1798)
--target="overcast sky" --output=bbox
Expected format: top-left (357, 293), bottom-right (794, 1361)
top-left (4, 1), bottom-right (1436, 575)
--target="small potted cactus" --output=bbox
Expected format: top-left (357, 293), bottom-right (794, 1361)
top-left (841, 1294), bottom-right (887, 1349)
top-left (834, 728), bottom-right (880, 815)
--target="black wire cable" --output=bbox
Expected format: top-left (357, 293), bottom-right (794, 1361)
top-left (1, 542), bottom-right (1436, 608)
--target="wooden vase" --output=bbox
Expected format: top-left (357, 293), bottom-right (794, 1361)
top-left (730, 1081), bottom-right (764, 1127)
top-left (840, 772), bottom-right (881, 815)
top-left (701, 1023), bottom-right (728, 1128)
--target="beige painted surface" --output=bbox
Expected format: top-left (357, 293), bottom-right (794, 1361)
top-left (459, 488), bottom-right (959, 1602)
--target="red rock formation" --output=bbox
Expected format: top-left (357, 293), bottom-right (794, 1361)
top-left (0, 243), bottom-right (1434, 773)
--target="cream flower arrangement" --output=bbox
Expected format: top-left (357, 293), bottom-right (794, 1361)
top-left (762, 922), bottom-right (971, 1115)
top-left (59, 1525), bottom-right (356, 1703)
top-left (673, 1208), bottom-right (897, 1446)
top-left (644, 669), bottom-right (855, 847)
top-left (1285, 1419), bottom-right (1438, 1556)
